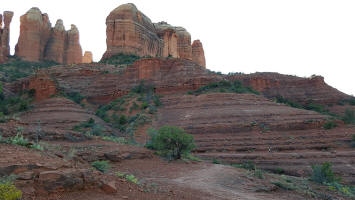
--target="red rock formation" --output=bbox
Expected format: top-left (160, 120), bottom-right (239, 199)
top-left (82, 51), bottom-right (93, 63)
top-left (15, 8), bottom-right (82, 64)
top-left (64, 24), bottom-right (82, 64)
top-left (16, 58), bottom-right (220, 104)
top-left (192, 40), bottom-right (206, 67)
top-left (154, 22), bottom-right (179, 58)
top-left (102, 3), bottom-right (163, 60)
top-left (18, 73), bottom-right (57, 101)
top-left (227, 73), bottom-right (350, 105)
top-left (175, 27), bottom-right (192, 60)
top-left (0, 11), bottom-right (14, 63)
top-left (44, 19), bottom-right (66, 63)
top-left (15, 8), bottom-right (52, 62)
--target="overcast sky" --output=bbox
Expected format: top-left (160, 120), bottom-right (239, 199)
top-left (2, 0), bottom-right (355, 95)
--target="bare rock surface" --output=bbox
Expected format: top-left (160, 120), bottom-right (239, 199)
top-left (0, 11), bottom-right (14, 63)
top-left (15, 7), bottom-right (82, 64)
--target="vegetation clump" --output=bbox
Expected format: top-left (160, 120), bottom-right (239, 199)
top-left (342, 109), bottom-right (355, 124)
top-left (95, 81), bottom-right (161, 143)
top-left (0, 83), bottom-right (33, 122)
top-left (188, 80), bottom-right (259, 95)
top-left (73, 118), bottom-right (104, 136)
top-left (100, 53), bottom-right (141, 65)
top-left (146, 126), bottom-right (196, 160)
top-left (322, 121), bottom-right (337, 130)
top-left (0, 175), bottom-right (22, 200)
top-left (91, 161), bottom-right (110, 173)
top-left (116, 172), bottom-right (139, 184)
top-left (0, 57), bottom-right (58, 82)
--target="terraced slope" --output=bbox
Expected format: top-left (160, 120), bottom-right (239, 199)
top-left (156, 93), bottom-right (355, 183)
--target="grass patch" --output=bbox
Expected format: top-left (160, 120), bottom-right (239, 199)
top-left (188, 80), bottom-right (259, 96)
top-left (91, 161), bottom-right (110, 173)
top-left (72, 118), bottom-right (105, 136)
top-left (232, 160), bottom-right (256, 170)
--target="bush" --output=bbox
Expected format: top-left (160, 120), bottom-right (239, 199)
top-left (0, 182), bottom-right (22, 200)
top-left (189, 80), bottom-right (259, 96)
top-left (100, 53), bottom-right (141, 65)
top-left (146, 126), bottom-right (195, 160)
top-left (323, 121), bottom-right (337, 130)
top-left (232, 160), bottom-right (256, 170)
top-left (311, 162), bottom-right (340, 184)
top-left (342, 109), bottom-right (355, 124)
top-left (66, 92), bottom-right (85, 104)
top-left (91, 161), bottom-right (110, 173)
top-left (116, 172), bottom-right (139, 184)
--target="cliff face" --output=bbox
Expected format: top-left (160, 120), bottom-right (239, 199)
top-left (102, 3), bottom-right (163, 60)
top-left (102, 3), bottom-right (206, 67)
top-left (227, 73), bottom-right (350, 105)
top-left (0, 11), bottom-right (14, 64)
top-left (192, 40), bottom-right (206, 67)
top-left (15, 8), bottom-right (82, 64)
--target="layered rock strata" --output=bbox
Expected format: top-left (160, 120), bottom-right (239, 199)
top-left (228, 73), bottom-right (350, 105)
top-left (0, 11), bottom-right (14, 63)
top-left (15, 7), bottom-right (82, 64)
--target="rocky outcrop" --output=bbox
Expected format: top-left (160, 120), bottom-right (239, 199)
top-left (64, 25), bottom-right (82, 64)
top-left (15, 7), bottom-right (82, 64)
top-left (227, 73), bottom-right (351, 105)
top-left (175, 27), bottom-right (192, 60)
top-left (44, 20), bottom-right (66, 63)
top-left (17, 73), bottom-right (57, 101)
top-left (17, 58), bottom-right (220, 104)
top-left (102, 3), bottom-right (163, 60)
top-left (102, 3), bottom-right (204, 66)
top-left (192, 40), bottom-right (206, 67)
top-left (0, 11), bottom-right (14, 63)
top-left (154, 22), bottom-right (179, 58)
top-left (82, 51), bottom-right (93, 63)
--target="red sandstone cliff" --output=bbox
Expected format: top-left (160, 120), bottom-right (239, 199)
top-left (15, 7), bottom-right (82, 64)
top-left (0, 11), bottom-right (14, 63)
top-left (102, 3), bottom-right (206, 67)
top-left (192, 40), bottom-right (206, 67)
top-left (227, 73), bottom-right (350, 105)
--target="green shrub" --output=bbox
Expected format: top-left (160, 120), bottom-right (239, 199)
top-left (351, 134), bottom-right (355, 148)
top-left (323, 121), bottom-right (337, 130)
top-left (254, 169), bottom-right (264, 179)
top-left (66, 92), bottom-right (85, 104)
top-left (232, 160), bottom-right (256, 170)
top-left (146, 126), bottom-right (195, 160)
top-left (0, 182), bottom-right (22, 200)
top-left (189, 80), bottom-right (259, 96)
top-left (91, 161), bottom-right (110, 173)
top-left (212, 159), bottom-right (221, 164)
top-left (342, 109), bottom-right (355, 124)
top-left (311, 162), bottom-right (340, 184)
top-left (100, 53), bottom-right (140, 65)
top-left (8, 134), bottom-right (30, 147)
top-left (116, 172), bottom-right (139, 184)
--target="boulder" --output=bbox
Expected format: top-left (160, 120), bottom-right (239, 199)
top-left (82, 51), bottom-right (93, 63)
top-left (192, 40), bottom-right (206, 67)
